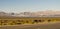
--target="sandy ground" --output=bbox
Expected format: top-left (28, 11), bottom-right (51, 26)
top-left (0, 22), bottom-right (60, 29)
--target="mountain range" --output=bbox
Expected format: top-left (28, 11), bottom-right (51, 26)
top-left (0, 10), bottom-right (60, 17)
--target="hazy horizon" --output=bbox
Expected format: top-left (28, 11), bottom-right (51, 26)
top-left (0, 0), bottom-right (60, 13)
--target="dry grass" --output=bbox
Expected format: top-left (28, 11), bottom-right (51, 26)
top-left (0, 17), bottom-right (60, 26)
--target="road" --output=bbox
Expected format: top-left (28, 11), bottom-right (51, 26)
top-left (0, 22), bottom-right (60, 29)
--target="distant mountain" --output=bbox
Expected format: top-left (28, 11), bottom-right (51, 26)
top-left (0, 10), bottom-right (60, 17)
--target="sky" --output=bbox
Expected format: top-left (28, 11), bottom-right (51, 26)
top-left (0, 0), bottom-right (60, 13)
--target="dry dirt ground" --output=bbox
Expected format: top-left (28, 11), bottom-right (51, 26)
top-left (0, 22), bottom-right (60, 29)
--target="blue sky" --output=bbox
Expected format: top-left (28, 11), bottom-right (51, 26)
top-left (0, 0), bottom-right (60, 13)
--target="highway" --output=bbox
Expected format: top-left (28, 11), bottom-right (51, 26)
top-left (0, 22), bottom-right (60, 29)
